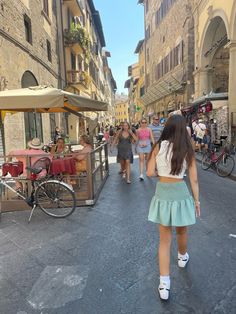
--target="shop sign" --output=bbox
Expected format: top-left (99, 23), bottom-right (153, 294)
top-left (198, 101), bottom-right (212, 114)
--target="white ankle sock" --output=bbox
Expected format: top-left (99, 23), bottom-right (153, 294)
top-left (178, 252), bottom-right (188, 259)
top-left (160, 275), bottom-right (170, 286)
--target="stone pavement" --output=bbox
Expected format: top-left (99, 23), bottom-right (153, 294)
top-left (0, 154), bottom-right (235, 313)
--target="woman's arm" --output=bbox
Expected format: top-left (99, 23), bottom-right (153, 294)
top-left (129, 130), bottom-right (137, 142)
top-left (149, 128), bottom-right (155, 144)
top-left (188, 158), bottom-right (201, 217)
top-left (113, 130), bottom-right (121, 145)
top-left (50, 145), bottom-right (56, 155)
top-left (74, 147), bottom-right (91, 161)
top-left (146, 145), bottom-right (159, 177)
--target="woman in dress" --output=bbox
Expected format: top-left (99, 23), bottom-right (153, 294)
top-left (115, 122), bottom-right (137, 184)
top-left (147, 115), bottom-right (200, 301)
top-left (136, 118), bottom-right (154, 181)
top-left (51, 137), bottom-right (69, 158)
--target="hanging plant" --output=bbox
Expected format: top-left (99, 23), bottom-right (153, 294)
top-left (64, 23), bottom-right (91, 59)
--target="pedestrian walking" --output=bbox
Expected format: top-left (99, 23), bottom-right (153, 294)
top-left (148, 116), bottom-right (163, 144)
top-left (103, 128), bottom-right (109, 142)
top-left (147, 115), bottom-right (200, 301)
top-left (108, 126), bottom-right (114, 149)
top-left (136, 118), bottom-right (154, 181)
top-left (192, 119), bottom-right (206, 152)
top-left (113, 122), bottom-right (126, 175)
top-left (114, 122), bottom-right (137, 183)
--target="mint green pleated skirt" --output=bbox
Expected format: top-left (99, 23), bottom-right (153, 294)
top-left (148, 181), bottom-right (196, 227)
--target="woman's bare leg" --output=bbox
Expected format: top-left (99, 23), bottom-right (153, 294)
top-left (139, 153), bottom-right (144, 175)
top-left (120, 160), bottom-right (125, 173)
top-left (159, 225), bottom-right (172, 276)
top-left (176, 226), bottom-right (188, 255)
top-left (145, 153), bottom-right (150, 170)
top-left (125, 159), bottom-right (131, 182)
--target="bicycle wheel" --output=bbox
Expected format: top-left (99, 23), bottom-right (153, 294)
top-left (35, 180), bottom-right (76, 218)
top-left (216, 154), bottom-right (235, 177)
top-left (201, 152), bottom-right (212, 170)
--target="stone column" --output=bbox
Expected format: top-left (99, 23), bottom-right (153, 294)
top-left (228, 41), bottom-right (236, 143)
top-left (199, 69), bottom-right (210, 96)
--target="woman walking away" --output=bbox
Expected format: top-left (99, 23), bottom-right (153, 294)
top-left (115, 122), bottom-right (137, 183)
top-left (137, 118), bottom-right (154, 181)
top-left (147, 115), bottom-right (200, 301)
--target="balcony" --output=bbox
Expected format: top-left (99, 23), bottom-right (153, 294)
top-left (67, 70), bottom-right (90, 89)
top-left (64, 26), bottom-right (90, 57)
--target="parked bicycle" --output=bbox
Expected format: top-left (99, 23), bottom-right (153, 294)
top-left (201, 141), bottom-right (235, 177)
top-left (0, 157), bottom-right (76, 222)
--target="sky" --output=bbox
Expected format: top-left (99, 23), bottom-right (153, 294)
top-left (93, 0), bottom-right (144, 95)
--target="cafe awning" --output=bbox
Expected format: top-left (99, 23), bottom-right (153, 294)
top-left (0, 86), bottom-right (108, 115)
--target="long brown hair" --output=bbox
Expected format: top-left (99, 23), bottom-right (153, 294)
top-left (151, 115), bottom-right (194, 175)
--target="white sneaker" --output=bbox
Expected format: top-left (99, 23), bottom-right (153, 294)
top-left (139, 174), bottom-right (144, 181)
top-left (178, 252), bottom-right (189, 268)
top-left (158, 281), bottom-right (170, 300)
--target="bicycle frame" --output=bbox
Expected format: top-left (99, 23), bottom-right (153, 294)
top-left (209, 147), bottom-right (228, 166)
top-left (0, 178), bottom-right (29, 202)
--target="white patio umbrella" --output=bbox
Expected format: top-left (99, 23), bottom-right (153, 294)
top-left (0, 86), bottom-right (108, 114)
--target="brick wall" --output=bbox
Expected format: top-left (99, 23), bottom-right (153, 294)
top-left (0, 0), bottom-right (60, 152)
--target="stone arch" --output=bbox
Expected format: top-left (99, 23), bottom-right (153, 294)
top-left (21, 70), bottom-right (38, 88)
top-left (199, 9), bottom-right (230, 68)
top-left (200, 17), bottom-right (228, 68)
top-left (230, 1), bottom-right (236, 40)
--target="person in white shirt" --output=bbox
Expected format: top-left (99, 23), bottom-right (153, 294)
top-left (147, 115), bottom-right (200, 301)
top-left (192, 119), bottom-right (206, 152)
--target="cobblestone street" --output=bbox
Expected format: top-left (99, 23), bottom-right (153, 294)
top-left (0, 155), bottom-right (235, 314)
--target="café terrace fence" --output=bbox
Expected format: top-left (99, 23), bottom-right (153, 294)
top-left (0, 143), bottom-right (109, 214)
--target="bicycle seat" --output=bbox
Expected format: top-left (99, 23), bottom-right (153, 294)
top-left (25, 167), bottom-right (43, 175)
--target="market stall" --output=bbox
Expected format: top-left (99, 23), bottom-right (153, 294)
top-left (182, 92), bottom-right (228, 144)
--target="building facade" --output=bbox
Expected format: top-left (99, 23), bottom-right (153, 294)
top-left (124, 40), bottom-right (145, 124)
top-left (0, 0), bottom-right (60, 153)
top-left (59, 0), bottom-right (116, 141)
top-left (193, 0), bottom-right (236, 142)
top-left (115, 95), bottom-right (129, 125)
top-left (138, 0), bottom-right (195, 118)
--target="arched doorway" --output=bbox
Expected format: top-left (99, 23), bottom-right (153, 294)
top-left (199, 16), bottom-right (229, 142)
top-left (201, 16), bottom-right (229, 93)
top-left (21, 71), bottom-right (43, 142)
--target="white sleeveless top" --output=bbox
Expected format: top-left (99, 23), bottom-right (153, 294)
top-left (156, 140), bottom-right (187, 179)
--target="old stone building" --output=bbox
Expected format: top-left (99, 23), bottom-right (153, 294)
top-left (138, 0), bottom-right (195, 118)
top-left (0, 0), bottom-right (60, 153)
top-left (193, 0), bottom-right (236, 142)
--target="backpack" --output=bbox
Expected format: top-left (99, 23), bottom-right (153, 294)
top-left (109, 129), bottom-right (114, 136)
